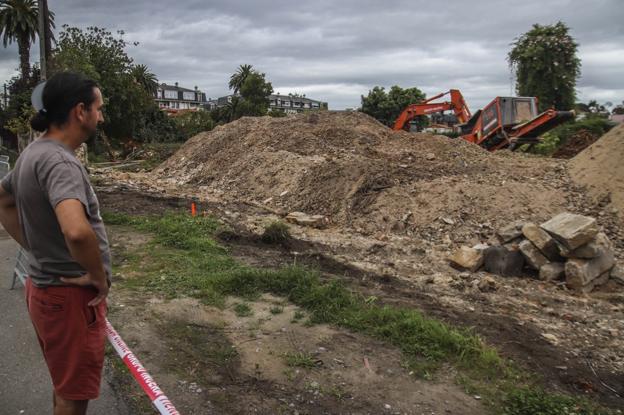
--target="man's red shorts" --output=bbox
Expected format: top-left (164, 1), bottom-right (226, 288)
top-left (25, 278), bottom-right (107, 400)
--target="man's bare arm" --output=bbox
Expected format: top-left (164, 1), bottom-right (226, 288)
top-left (54, 199), bottom-right (109, 305)
top-left (0, 185), bottom-right (25, 246)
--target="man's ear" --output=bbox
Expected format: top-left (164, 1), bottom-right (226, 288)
top-left (74, 102), bottom-right (87, 124)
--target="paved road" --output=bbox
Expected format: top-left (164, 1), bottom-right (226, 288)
top-left (0, 230), bottom-right (130, 414)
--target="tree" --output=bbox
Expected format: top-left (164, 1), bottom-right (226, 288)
top-left (235, 71), bottom-right (273, 117)
top-left (41, 0), bottom-right (53, 66)
top-left (51, 26), bottom-right (158, 144)
top-left (611, 105), bottom-right (624, 115)
top-left (131, 63), bottom-right (158, 95)
top-left (228, 64), bottom-right (253, 94)
top-left (360, 85), bottom-right (426, 127)
top-left (587, 100), bottom-right (606, 113)
top-left (508, 22), bottom-right (581, 112)
top-left (172, 110), bottom-right (214, 139)
top-left (0, 0), bottom-right (38, 80)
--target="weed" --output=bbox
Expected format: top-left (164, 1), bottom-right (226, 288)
top-left (261, 221), bottom-right (291, 244)
top-left (283, 351), bottom-right (317, 369)
top-left (233, 303), bottom-right (253, 317)
top-left (270, 305), bottom-right (284, 315)
top-left (503, 387), bottom-right (606, 415)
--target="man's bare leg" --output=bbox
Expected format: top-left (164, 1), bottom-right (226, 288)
top-left (54, 393), bottom-right (89, 415)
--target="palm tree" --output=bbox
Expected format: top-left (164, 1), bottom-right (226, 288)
top-left (41, 0), bottom-right (54, 70)
top-left (0, 0), bottom-right (39, 80)
top-left (228, 64), bottom-right (253, 94)
top-left (131, 64), bottom-right (158, 95)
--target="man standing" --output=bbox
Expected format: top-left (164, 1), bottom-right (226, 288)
top-left (0, 72), bottom-right (110, 415)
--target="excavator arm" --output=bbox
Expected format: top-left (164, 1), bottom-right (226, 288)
top-left (393, 89), bottom-right (471, 131)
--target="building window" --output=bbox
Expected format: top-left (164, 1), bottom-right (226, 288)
top-left (183, 91), bottom-right (195, 100)
top-left (164, 90), bottom-right (177, 99)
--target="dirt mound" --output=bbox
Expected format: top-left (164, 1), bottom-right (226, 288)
top-left (552, 129), bottom-right (599, 159)
top-left (154, 111), bottom-right (569, 237)
top-left (569, 123), bottom-right (624, 218)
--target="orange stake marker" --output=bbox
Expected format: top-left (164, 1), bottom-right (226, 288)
top-left (191, 202), bottom-right (197, 217)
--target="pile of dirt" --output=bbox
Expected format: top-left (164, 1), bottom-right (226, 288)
top-left (552, 129), bottom-right (600, 159)
top-left (569, 124), bottom-right (624, 219)
top-left (154, 111), bottom-right (571, 238)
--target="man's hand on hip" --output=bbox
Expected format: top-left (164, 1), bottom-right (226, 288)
top-left (61, 274), bottom-right (109, 306)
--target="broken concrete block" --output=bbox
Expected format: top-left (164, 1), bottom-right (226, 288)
top-left (285, 212), bottom-right (326, 228)
top-left (539, 262), bottom-right (566, 282)
top-left (522, 223), bottom-right (561, 261)
top-left (448, 246), bottom-right (484, 272)
top-left (565, 250), bottom-right (615, 290)
top-left (611, 265), bottom-right (624, 285)
top-left (496, 221), bottom-right (524, 244)
top-left (560, 232), bottom-right (612, 259)
top-left (540, 213), bottom-right (599, 250)
top-left (519, 239), bottom-right (549, 270)
top-left (579, 270), bottom-right (611, 293)
top-left (483, 246), bottom-right (525, 277)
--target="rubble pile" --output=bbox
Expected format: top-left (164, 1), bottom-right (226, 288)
top-left (153, 111), bottom-right (572, 237)
top-left (449, 212), bottom-right (621, 293)
top-left (569, 123), bottom-right (624, 220)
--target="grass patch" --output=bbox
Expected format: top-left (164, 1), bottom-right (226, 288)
top-left (503, 387), bottom-right (605, 415)
top-left (106, 211), bottom-right (614, 414)
top-left (261, 221), bottom-right (291, 244)
top-left (283, 351), bottom-right (317, 369)
top-left (233, 303), bottom-right (253, 317)
top-left (270, 305), bottom-right (284, 315)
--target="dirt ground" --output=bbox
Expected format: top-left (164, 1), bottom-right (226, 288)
top-left (106, 223), bottom-right (485, 415)
top-left (99, 190), bottom-right (623, 413)
top-left (96, 113), bottom-right (624, 412)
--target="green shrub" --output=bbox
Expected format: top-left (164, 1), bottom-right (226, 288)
top-left (525, 116), bottom-right (615, 156)
top-left (503, 388), bottom-right (607, 415)
top-left (261, 221), bottom-right (291, 244)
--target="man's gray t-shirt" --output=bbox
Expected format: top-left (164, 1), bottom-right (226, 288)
top-left (0, 139), bottom-right (111, 287)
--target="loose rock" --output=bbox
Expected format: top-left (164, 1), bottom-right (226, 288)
top-left (612, 265), bottom-right (624, 285)
top-left (522, 223), bottom-right (561, 261)
top-left (477, 275), bottom-right (498, 292)
top-left (578, 270), bottom-right (611, 293)
top-left (540, 213), bottom-right (599, 250)
top-left (539, 262), bottom-right (566, 282)
top-left (496, 221), bottom-right (524, 244)
top-left (560, 232), bottom-right (612, 259)
top-left (483, 246), bottom-right (525, 277)
top-left (565, 250), bottom-right (615, 291)
top-left (448, 246), bottom-right (484, 272)
top-left (286, 212), bottom-right (327, 228)
top-left (519, 239), bottom-right (550, 270)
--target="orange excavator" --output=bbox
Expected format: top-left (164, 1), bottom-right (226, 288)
top-left (393, 89), bottom-right (575, 151)
top-left (393, 89), bottom-right (471, 131)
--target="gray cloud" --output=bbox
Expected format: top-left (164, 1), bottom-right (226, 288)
top-left (0, 0), bottom-right (622, 110)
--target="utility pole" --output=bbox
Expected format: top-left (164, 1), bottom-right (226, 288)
top-left (38, 0), bottom-right (46, 80)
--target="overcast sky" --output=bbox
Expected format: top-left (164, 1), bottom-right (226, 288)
top-left (1, 0), bottom-right (622, 110)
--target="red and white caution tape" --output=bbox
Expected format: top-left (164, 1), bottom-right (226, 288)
top-left (106, 319), bottom-right (181, 415)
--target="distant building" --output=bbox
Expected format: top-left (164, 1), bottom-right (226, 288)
top-left (154, 82), bottom-right (207, 113)
top-left (214, 93), bottom-right (328, 114)
top-left (269, 94), bottom-right (328, 114)
top-left (610, 113), bottom-right (624, 124)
